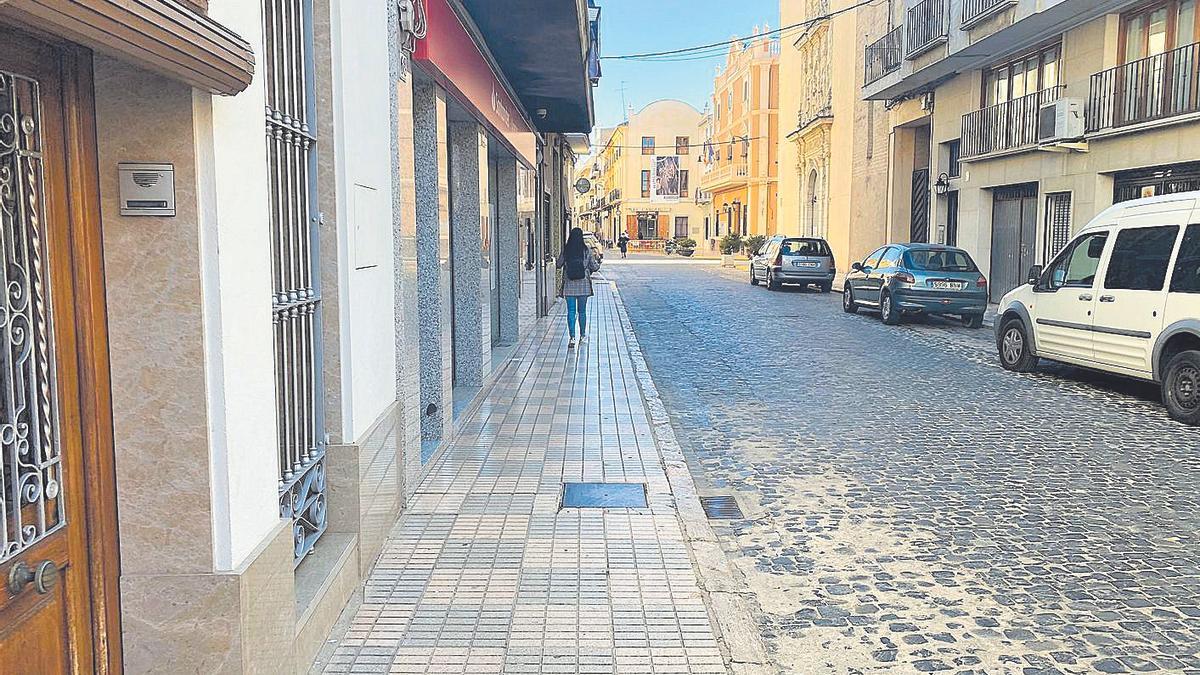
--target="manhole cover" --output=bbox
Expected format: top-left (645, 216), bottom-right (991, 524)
top-left (561, 482), bottom-right (647, 509)
top-left (700, 495), bottom-right (743, 519)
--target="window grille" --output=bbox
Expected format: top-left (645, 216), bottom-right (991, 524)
top-left (262, 0), bottom-right (326, 566)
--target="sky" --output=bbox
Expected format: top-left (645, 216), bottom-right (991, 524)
top-left (592, 0), bottom-right (780, 131)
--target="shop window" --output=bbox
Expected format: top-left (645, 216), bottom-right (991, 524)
top-left (674, 216), bottom-right (689, 238)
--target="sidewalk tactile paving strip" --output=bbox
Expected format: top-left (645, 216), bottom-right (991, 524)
top-left (320, 284), bottom-right (726, 674)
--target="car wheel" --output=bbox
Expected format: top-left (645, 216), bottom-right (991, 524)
top-left (821, 281), bottom-right (833, 293)
top-left (880, 291), bottom-right (902, 325)
top-left (997, 318), bottom-right (1038, 372)
top-left (767, 270), bottom-right (781, 291)
top-left (1162, 350), bottom-right (1200, 426)
top-left (962, 313), bottom-right (984, 329)
top-left (749, 265), bottom-right (759, 286)
top-left (842, 285), bottom-right (857, 314)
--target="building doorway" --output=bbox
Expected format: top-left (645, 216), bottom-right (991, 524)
top-left (989, 183), bottom-right (1039, 303)
top-left (0, 27), bottom-right (121, 672)
top-left (636, 212), bottom-right (659, 239)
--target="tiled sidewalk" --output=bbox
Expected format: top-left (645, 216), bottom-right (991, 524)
top-left (318, 281), bottom-right (728, 675)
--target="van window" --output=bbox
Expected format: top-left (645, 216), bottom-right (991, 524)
top-left (781, 239), bottom-right (831, 257)
top-left (1047, 232), bottom-right (1108, 289)
top-left (1170, 224), bottom-right (1200, 293)
top-left (1104, 225), bottom-right (1179, 291)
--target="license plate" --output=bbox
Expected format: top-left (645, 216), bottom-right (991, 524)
top-left (792, 261), bottom-right (819, 268)
top-left (931, 280), bottom-right (965, 290)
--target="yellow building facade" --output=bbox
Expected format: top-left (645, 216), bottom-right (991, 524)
top-left (574, 100), bottom-right (706, 249)
top-left (698, 31), bottom-right (780, 242)
top-left (778, 0), bottom-right (890, 282)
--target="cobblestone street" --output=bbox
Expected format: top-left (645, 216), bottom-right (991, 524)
top-left (605, 259), bottom-right (1200, 675)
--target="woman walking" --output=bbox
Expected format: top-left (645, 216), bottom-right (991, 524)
top-left (557, 227), bottom-right (602, 348)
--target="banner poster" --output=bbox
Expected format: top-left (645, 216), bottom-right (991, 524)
top-left (651, 155), bottom-right (680, 203)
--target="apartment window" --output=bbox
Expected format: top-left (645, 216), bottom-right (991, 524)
top-left (675, 136), bottom-right (690, 155)
top-left (982, 43), bottom-right (1062, 106)
top-left (679, 170), bottom-right (689, 198)
top-left (641, 136), bottom-right (655, 155)
top-left (743, 78), bottom-right (749, 102)
top-left (1043, 192), bottom-right (1073, 261)
top-left (641, 170), bottom-right (651, 198)
top-left (727, 143), bottom-right (734, 160)
top-left (727, 91), bottom-right (733, 112)
top-left (947, 139), bottom-right (961, 178)
top-left (674, 216), bottom-right (689, 238)
top-left (1122, 1), bottom-right (1199, 62)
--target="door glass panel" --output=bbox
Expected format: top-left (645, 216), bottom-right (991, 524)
top-left (0, 71), bottom-right (66, 562)
top-left (1105, 225), bottom-right (1179, 290)
top-left (1149, 8), bottom-right (1169, 55)
top-left (1011, 64), bottom-right (1027, 98)
top-left (1042, 46), bottom-right (1061, 88)
top-left (1180, 0), bottom-right (1197, 45)
top-left (1126, 15), bottom-right (1147, 61)
top-left (1169, 223), bottom-right (1200, 292)
top-left (1024, 57), bottom-right (1040, 95)
top-left (863, 247), bottom-right (887, 268)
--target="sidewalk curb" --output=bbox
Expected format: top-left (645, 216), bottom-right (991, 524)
top-left (610, 282), bottom-right (778, 675)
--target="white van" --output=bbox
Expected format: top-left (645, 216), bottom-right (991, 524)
top-left (994, 192), bottom-right (1200, 426)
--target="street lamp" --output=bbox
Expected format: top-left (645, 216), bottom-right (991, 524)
top-left (934, 172), bottom-right (951, 196)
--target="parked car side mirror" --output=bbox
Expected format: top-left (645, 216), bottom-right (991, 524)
top-left (1027, 264), bottom-right (1043, 286)
top-left (851, 262), bottom-right (863, 272)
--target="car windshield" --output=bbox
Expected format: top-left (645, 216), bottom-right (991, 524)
top-left (905, 249), bottom-right (977, 272)
top-left (781, 239), bottom-right (830, 257)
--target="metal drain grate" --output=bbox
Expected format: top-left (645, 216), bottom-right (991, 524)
top-left (561, 482), bottom-right (648, 509)
top-left (699, 495), bottom-right (744, 519)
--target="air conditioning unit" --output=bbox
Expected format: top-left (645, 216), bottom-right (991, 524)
top-left (1038, 98), bottom-right (1085, 143)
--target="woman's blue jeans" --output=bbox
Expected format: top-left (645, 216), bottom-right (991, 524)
top-left (566, 296), bottom-right (588, 338)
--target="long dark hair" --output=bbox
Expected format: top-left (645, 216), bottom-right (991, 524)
top-left (564, 227), bottom-right (588, 259)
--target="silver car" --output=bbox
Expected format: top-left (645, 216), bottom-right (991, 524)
top-left (749, 236), bottom-right (836, 292)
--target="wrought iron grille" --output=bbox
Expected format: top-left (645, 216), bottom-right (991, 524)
top-left (864, 26), bottom-right (904, 86)
top-left (1044, 192), bottom-right (1072, 261)
top-left (1087, 41), bottom-right (1200, 133)
top-left (0, 72), bottom-right (65, 563)
top-left (961, 86), bottom-right (1063, 159)
top-left (962, 0), bottom-right (1016, 28)
top-left (906, 0), bottom-right (948, 59)
top-left (262, 0), bottom-right (325, 566)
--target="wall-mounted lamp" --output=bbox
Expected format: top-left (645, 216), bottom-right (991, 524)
top-left (934, 172), bottom-right (951, 196)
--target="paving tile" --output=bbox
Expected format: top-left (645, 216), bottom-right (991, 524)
top-left (321, 285), bottom-right (725, 674)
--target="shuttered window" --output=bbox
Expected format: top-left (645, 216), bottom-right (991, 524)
top-left (1044, 192), bottom-right (1072, 261)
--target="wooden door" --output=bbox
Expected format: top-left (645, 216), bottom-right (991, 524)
top-left (0, 26), bottom-right (120, 674)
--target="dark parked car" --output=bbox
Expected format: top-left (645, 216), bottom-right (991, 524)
top-left (749, 236), bottom-right (836, 292)
top-left (842, 243), bottom-right (988, 327)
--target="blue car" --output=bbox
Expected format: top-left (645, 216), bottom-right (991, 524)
top-left (842, 243), bottom-right (989, 328)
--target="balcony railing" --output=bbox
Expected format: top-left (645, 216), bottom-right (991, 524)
top-left (1087, 42), bottom-right (1200, 133)
top-left (906, 0), bottom-right (948, 59)
top-left (961, 86), bottom-right (1063, 159)
top-left (699, 162), bottom-right (749, 189)
top-left (864, 26), bottom-right (903, 85)
top-left (962, 0), bottom-right (1016, 28)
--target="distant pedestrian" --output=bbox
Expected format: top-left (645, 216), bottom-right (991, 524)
top-left (618, 233), bottom-right (629, 258)
top-left (557, 227), bottom-right (601, 349)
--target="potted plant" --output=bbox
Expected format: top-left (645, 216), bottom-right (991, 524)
top-left (676, 237), bottom-right (697, 257)
top-left (742, 234), bottom-right (767, 260)
top-left (719, 233), bottom-right (743, 267)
